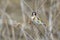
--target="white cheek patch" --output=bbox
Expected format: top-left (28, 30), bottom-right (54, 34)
top-left (31, 16), bottom-right (35, 21)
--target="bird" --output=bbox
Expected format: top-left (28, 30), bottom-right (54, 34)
top-left (31, 12), bottom-right (43, 25)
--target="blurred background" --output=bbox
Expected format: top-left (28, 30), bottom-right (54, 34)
top-left (0, 0), bottom-right (60, 40)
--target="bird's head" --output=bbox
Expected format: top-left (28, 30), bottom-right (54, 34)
top-left (32, 12), bottom-right (36, 16)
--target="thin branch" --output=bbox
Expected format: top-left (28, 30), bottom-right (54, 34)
top-left (23, 1), bottom-right (33, 12)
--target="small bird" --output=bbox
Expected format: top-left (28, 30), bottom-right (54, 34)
top-left (31, 12), bottom-right (43, 24)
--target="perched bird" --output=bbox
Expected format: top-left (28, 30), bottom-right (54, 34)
top-left (31, 12), bottom-right (43, 24)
